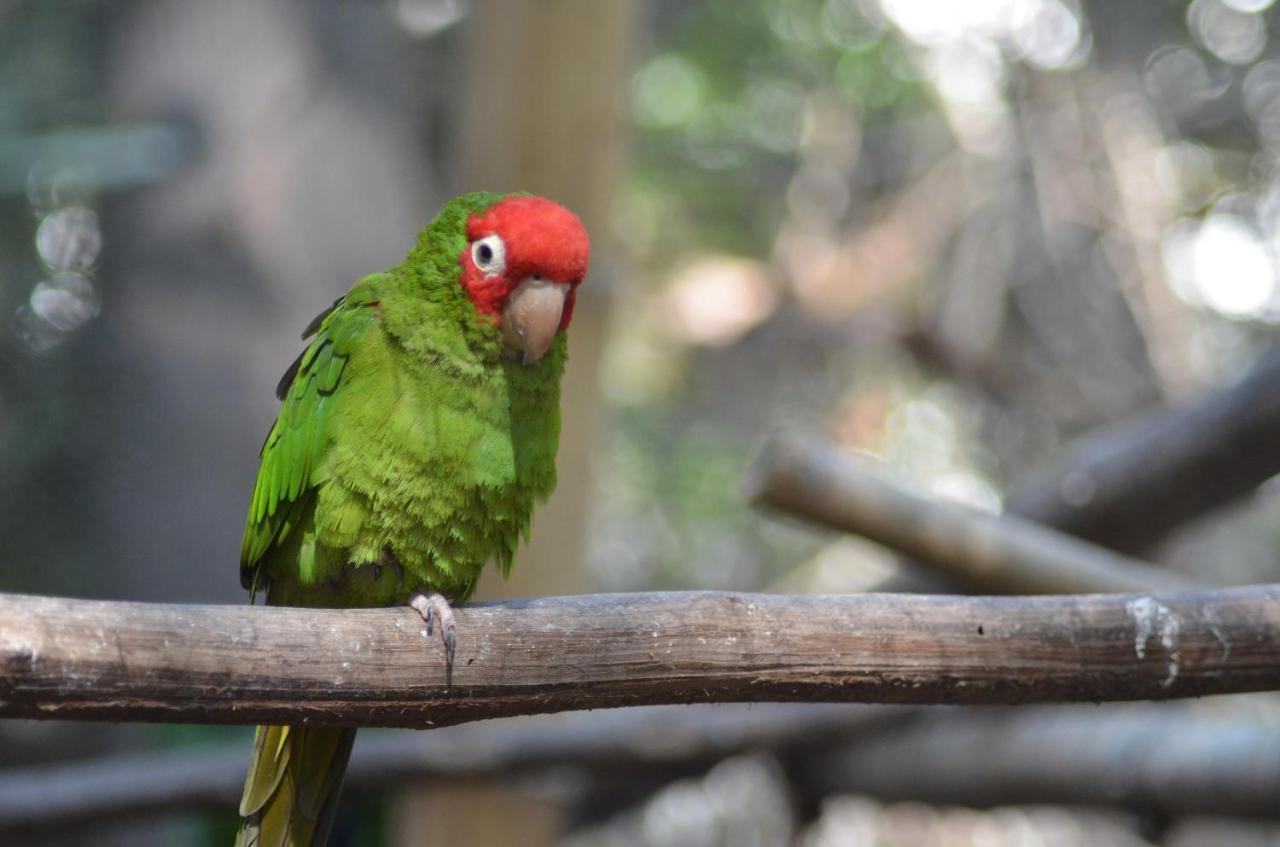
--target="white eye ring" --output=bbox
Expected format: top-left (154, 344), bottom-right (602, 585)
top-left (471, 234), bottom-right (506, 276)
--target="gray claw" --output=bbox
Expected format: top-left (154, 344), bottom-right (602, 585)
top-left (409, 590), bottom-right (458, 690)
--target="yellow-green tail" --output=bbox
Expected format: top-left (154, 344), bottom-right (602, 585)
top-left (235, 725), bottom-right (357, 847)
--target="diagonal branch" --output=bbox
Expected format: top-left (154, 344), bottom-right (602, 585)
top-left (746, 435), bottom-right (1195, 594)
top-left (2, 587), bottom-right (1278, 728)
top-left (1005, 345), bottom-right (1280, 553)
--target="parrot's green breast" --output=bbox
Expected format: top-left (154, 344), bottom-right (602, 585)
top-left (295, 328), bottom-right (564, 608)
top-left (241, 191), bottom-right (566, 609)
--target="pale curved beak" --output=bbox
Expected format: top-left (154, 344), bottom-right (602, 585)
top-left (501, 276), bottom-right (570, 365)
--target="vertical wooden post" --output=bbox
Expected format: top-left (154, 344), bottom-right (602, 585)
top-left (459, 0), bottom-right (637, 601)
top-left (390, 2), bottom-right (638, 844)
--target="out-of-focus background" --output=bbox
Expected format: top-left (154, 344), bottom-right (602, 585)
top-left (2, 0), bottom-right (1279, 845)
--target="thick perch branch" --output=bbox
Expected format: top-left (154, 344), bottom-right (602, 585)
top-left (2, 587), bottom-right (1278, 727)
top-left (746, 436), bottom-right (1195, 594)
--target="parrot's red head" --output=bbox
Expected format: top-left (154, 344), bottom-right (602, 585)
top-left (459, 195), bottom-right (590, 365)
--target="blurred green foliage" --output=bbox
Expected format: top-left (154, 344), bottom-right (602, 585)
top-left (626, 0), bottom-right (925, 260)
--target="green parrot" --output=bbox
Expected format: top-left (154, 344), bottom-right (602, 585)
top-left (234, 191), bottom-right (590, 847)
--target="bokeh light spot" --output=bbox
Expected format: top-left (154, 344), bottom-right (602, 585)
top-left (633, 54), bottom-right (707, 130)
top-left (1162, 213), bottom-right (1278, 320)
top-left (35, 206), bottom-right (101, 271)
top-left (1188, 0), bottom-right (1268, 66)
top-left (30, 272), bottom-right (100, 332)
top-left (664, 256), bottom-right (779, 346)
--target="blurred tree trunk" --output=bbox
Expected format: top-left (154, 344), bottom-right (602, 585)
top-left (388, 785), bottom-right (563, 847)
top-left (462, 0), bottom-right (635, 600)
top-left (389, 2), bottom-right (638, 845)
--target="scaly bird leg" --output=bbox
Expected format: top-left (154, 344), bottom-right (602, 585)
top-left (409, 591), bottom-right (457, 689)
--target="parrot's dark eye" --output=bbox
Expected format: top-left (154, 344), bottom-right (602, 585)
top-left (471, 234), bottom-right (506, 277)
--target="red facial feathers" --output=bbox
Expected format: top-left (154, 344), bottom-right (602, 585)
top-left (459, 195), bottom-right (590, 331)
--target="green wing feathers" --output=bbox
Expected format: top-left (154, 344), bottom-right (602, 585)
top-left (235, 726), bottom-right (356, 847)
top-left (239, 282), bottom-right (382, 596)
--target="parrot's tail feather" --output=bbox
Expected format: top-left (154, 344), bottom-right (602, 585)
top-left (235, 725), bottom-right (357, 847)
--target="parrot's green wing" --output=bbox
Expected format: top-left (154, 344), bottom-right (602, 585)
top-left (239, 281), bottom-right (383, 597)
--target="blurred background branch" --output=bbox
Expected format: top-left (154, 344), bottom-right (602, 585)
top-left (0, 705), bottom-right (892, 837)
top-left (7, 701), bottom-right (1280, 839)
top-left (747, 434), bottom-right (1197, 593)
top-left (800, 704), bottom-right (1280, 822)
top-left (1004, 345), bottom-right (1280, 554)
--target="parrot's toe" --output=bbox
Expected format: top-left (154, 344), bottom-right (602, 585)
top-left (409, 590), bottom-right (458, 690)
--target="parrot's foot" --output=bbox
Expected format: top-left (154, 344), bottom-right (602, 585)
top-left (409, 591), bottom-right (457, 689)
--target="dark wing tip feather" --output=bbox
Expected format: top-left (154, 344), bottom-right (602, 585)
top-left (274, 297), bottom-right (344, 400)
top-left (274, 350), bottom-right (305, 400)
top-left (302, 297), bottom-right (344, 339)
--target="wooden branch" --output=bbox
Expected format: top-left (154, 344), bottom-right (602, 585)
top-left (8, 700), bottom-right (1280, 832)
top-left (0, 704), bottom-right (892, 834)
top-left (2, 587), bottom-right (1279, 727)
top-left (1006, 345), bottom-right (1280, 554)
top-left (10, 700), bottom-right (1280, 833)
top-left (803, 705), bottom-right (1280, 820)
top-left (746, 435), bottom-right (1195, 594)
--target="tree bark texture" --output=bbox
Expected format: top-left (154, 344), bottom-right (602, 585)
top-left (2, 587), bottom-right (1277, 727)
